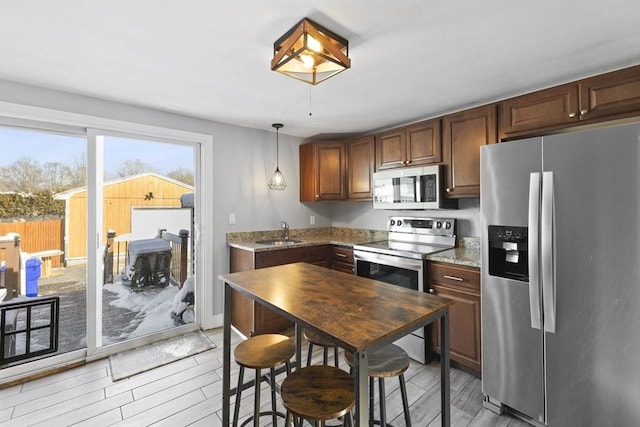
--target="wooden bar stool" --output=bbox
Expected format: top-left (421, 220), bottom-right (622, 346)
top-left (304, 329), bottom-right (339, 367)
top-left (345, 344), bottom-right (411, 427)
top-left (281, 365), bottom-right (355, 427)
top-left (233, 334), bottom-right (295, 427)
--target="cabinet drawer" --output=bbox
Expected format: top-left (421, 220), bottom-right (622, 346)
top-left (429, 262), bottom-right (479, 292)
top-left (330, 246), bottom-right (354, 264)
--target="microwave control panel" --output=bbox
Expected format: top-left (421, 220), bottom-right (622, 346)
top-left (423, 174), bottom-right (437, 202)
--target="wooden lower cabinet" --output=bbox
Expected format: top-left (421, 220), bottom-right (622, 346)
top-left (330, 246), bottom-right (354, 274)
top-left (428, 261), bottom-right (481, 377)
top-left (229, 245), bottom-right (329, 337)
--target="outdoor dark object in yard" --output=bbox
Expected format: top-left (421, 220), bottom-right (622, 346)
top-left (1, 296), bottom-right (59, 366)
top-left (171, 275), bottom-right (195, 325)
top-left (124, 238), bottom-right (172, 291)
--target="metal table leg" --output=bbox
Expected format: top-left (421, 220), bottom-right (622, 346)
top-left (354, 350), bottom-right (369, 426)
top-left (440, 310), bottom-right (450, 427)
top-left (222, 282), bottom-right (232, 426)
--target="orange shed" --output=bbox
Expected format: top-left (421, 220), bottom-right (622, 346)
top-left (54, 173), bottom-right (193, 261)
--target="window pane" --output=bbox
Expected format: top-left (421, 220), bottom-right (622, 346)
top-left (101, 136), bottom-right (195, 346)
top-left (0, 126), bottom-right (86, 365)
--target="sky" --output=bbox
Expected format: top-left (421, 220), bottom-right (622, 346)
top-left (0, 127), bottom-right (194, 176)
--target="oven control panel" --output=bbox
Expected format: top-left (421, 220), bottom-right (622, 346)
top-left (388, 216), bottom-right (455, 236)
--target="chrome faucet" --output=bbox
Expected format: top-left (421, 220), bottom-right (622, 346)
top-left (281, 221), bottom-right (289, 240)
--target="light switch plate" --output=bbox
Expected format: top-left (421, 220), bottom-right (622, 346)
top-left (310, 215), bottom-right (315, 225)
top-left (229, 213), bottom-right (236, 225)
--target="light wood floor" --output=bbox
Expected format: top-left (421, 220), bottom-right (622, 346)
top-left (0, 328), bottom-right (530, 426)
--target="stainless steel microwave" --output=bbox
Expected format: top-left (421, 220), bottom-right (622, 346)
top-left (372, 165), bottom-right (457, 210)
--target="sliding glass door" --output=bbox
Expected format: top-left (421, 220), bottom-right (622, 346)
top-left (0, 125), bottom-right (87, 365)
top-left (1, 123), bottom-right (200, 371)
top-left (98, 133), bottom-right (196, 347)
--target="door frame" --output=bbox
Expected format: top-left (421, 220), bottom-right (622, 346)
top-left (0, 101), bottom-right (214, 380)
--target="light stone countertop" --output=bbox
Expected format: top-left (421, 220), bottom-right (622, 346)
top-left (426, 237), bottom-right (481, 268)
top-left (228, 227), bottom-right (482, 269)
top-left (227, 227), bottom-right (387, 252)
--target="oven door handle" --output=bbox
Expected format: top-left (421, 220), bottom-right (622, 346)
top-left (354, 251), bottom-right (424, 271)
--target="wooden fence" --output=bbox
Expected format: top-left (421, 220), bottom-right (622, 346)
top-left (0, 219), bottom-right (64, 268)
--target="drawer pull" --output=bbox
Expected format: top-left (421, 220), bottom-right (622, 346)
top-left (335, 253), bottom-right (347, 258)
top-left (443, 275), bottom-right (464, 282)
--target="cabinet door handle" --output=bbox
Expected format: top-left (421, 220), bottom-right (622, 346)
top-left (428, 288), bottom-right (435, 294)
top-left (446, 188), bottom-right (451, 193)
top-left (580, 109), bottom-right (588, 116)
top-left (443, 275), bottom-right (464, 282)
top-left (568, 112), bottom-right (576, 118)
top-left (335, 253), bottom-right (347, 258)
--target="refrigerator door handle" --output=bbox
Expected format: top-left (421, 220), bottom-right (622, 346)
top-left (528, 172), bottom-right (542, 330)
top-left (542, 171), bottom-right (556, 333)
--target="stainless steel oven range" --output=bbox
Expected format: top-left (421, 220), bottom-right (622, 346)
top-left (353, 216), bottom-right (456, 363)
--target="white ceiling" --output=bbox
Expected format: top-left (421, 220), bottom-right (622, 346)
top-left (1, 1), bottom-right (639, 139)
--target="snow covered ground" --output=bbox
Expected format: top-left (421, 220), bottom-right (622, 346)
top-left (103, 275), bottom-right (194, 344)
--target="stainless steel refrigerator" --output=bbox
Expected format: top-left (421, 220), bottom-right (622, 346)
top-left (480, 122), bottom-right (640, 426)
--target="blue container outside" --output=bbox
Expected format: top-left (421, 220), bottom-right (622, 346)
top-left (26, 257), bottom-right (42, 297)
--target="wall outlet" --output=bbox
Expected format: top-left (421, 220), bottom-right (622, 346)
top-left (229, 213), bottom-right (236, 225)
top-left (310, 215), bottom-right (315, 225)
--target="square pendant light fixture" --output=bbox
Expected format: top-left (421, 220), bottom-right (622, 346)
top-left (271, 18), bottom-right (350, 85)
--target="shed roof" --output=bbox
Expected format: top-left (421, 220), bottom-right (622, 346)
top-left (54, 172), bottom-right (194, 200)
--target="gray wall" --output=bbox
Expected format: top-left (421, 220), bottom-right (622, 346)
top-left (330, 198), bottom-right (481, 238)
top-left (0, 79), bottom-right (480, 324)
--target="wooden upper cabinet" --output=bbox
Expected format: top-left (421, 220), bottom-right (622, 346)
top-left (300, 141), bottom-right (346, 202)
top-left (580, 65), bottom-right (640, 121)
top-left (443, 104), bottom-right (497, 198)
top-left (406, 119), bottom-right (442, 165)
top-left (500, 84), bottom-right (579, 138)
top-left (500, 65), bottom-right (640, 139)
top-left (376, 128), bottom-right (406, 170)
top-left (375, 118), bottom-right (441, 171)
top-left (346, 135), bottom-right (375, 200)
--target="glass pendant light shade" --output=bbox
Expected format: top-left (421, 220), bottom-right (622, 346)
top-left (269, 166), bottom-right (286, 190)
top-left (269, 123), bottom-right (286, 190)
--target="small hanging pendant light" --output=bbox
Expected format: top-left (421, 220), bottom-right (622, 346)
top-left (268, 123), bottom-right (286, 190)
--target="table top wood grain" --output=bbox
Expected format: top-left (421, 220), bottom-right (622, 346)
top-left (219, 262), bottom-right (453, 353)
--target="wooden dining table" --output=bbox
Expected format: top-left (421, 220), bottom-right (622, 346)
top-left (219, 262), bottom-right (453, 426)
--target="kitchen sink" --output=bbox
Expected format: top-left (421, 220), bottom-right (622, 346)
top-left (255, 238), bottom-right (302, 245)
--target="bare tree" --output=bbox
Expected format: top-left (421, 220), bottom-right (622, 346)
top-left (67, 153), bottom-right (87, 188)
top-left (42, 161), bottom-right (71, 193)
top-left (167, 167), bottom-right (194, 186)
top-left (0, 157), bottom-right (43, 193)
top-left (115, 159), bottom-right (154, 178)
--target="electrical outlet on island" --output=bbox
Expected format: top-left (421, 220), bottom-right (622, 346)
top-left (310, 215), bottom-right (315, 225)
